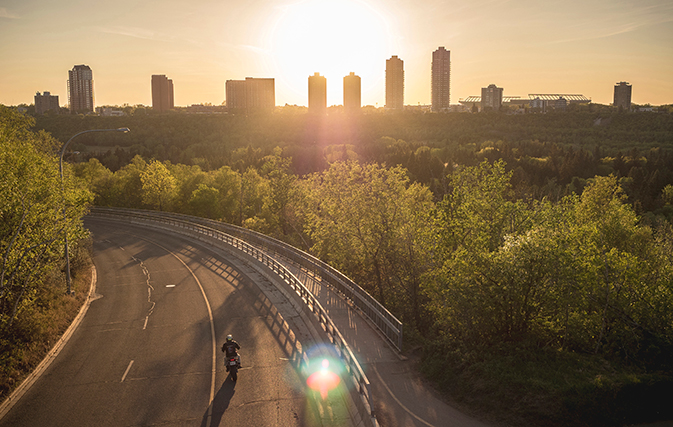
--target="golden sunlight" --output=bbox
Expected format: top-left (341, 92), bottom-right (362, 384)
top-left (266, 0), bottom-right (394, 106)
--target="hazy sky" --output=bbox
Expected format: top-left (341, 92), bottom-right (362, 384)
top-left (1, 0), bottom-right (672, 108)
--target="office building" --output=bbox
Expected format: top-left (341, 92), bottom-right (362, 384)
top-left (225, 80), bottom-right (247, 110)
top-left (308, 72), bottom-right (326, 115)
top-left (225, 77), bottom-right (275, 112)
top-left (68, 64), bottom-right (94, 113)
top-left (34, 91), bottom-right (59, 115)
top-left (152, 75), bottom-right (174, 112)
top-left (614, 81), bottom-right (632, 110)
top-left (481, 84), bottom-right (503, 111)
top-left (245, 78), bottom-right (275, 111)
top-left (385, 55), bottom-right (404, 110)
top-left (431, 47), bottom-right (451, 112)
top-left (343, 72), bottom-right (361, 111)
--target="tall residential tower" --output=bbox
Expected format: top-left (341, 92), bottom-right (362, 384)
top-left (614, 81), bottom-right (632, 110)
top-left (152, 75), bottom-right (174, 112)
top-left (308, 72), bottom-right (326, 115)
top-left (481, 84), bottom-right (503, 111)
top-left (343, 72), bottom-right (361, 111)
top-left (431, 47), bottom-right (451, 112)
top-left (385, 55), bottom-right (404, 110)
top-left (68, 64), bottom-right (94, 113)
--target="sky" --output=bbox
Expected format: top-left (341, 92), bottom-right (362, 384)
top-left (1, 0), bottom-right (672, 108)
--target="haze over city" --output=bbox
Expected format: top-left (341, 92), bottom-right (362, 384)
top-left (1, 0), bottom-right (672, 107)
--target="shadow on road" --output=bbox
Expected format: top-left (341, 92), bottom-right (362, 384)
top-left (201, 380), bottom-right (236, 427)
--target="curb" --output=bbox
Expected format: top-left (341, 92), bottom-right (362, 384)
top-left (0, 266), bottom-right (98, 420)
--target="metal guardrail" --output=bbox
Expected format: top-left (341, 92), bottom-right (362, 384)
top-left (91, 207), bottom-right (403, 352)
top-left (89, 208), bottom-right (378, 427)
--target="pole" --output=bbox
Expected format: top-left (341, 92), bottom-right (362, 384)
top-left (59, 127), bottom-right (129, 294)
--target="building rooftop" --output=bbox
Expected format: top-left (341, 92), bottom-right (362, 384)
top-left (460, 94), bottom-right (591, 104)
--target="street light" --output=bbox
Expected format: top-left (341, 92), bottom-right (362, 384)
top-left (59, 127), bottom-right (130, 294)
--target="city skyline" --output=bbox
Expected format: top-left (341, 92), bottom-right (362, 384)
top-left (1, 0), bottom-right (672, 107)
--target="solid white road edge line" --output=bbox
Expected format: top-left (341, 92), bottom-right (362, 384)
top-left (143, 240), bottom-right (218, 427)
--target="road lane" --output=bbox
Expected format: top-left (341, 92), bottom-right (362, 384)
top-left (0, 219), bottom-right (318, 427)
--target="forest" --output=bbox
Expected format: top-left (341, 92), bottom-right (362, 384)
top-left (3, 105), bottom-right (673, 425)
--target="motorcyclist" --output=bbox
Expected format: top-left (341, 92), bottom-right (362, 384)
top-left (222, 334), bottom-right (241, 371)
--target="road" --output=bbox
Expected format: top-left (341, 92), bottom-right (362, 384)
top-left (0, 219), bottom-right (323, 427)
top-left (282, 261), bottom-right (492, 427)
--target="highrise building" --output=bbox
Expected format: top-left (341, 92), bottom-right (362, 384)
top-left (34, 91), bottom-right (59, 115)
top-left (152, 75), bottom-right (174, 112)
top-left (225, 77), bottom-right (275, 112)
top-left (614, 81), bottom-right (632, 110)
top-left (431, 47), bottom-right (451, 112)
top-left (385, 55), bottom-right (404, 110)
top-left (68, 64), bottom-right (94, 113)
top-left (481, 84), bottom-right (503, 111)
top-left (308, 72), bottom-right (326, 115)
top-left (343, 72), bottom-right (361, 111)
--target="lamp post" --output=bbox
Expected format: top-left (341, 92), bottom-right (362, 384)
top-left (59, 127), bottom-right (130, 294)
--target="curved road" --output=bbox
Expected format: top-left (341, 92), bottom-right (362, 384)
top-left (0, 219), bottom-right (320, 427)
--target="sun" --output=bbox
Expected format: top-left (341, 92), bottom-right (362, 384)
top-left (264, 0), bottom-right (395, 107)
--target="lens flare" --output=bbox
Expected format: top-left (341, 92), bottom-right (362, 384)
top-left (306, 358), bottom-right (341, 400)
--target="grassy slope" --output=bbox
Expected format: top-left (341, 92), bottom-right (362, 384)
top-left (0, 243), bottom-right (92, 402)
top-left (420, 341), bottom-right (673, 426)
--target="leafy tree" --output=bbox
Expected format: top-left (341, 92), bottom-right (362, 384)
top-left (73, 158), bottom-right (115, 205)
top-left (140, 160), bottom-right (177, 211)
top-left (302, 161), bottom-right (434, 323)
top-left (0, 106), bottom-right (91, 331)
top-left (189, 184), bottom-right (222, 219)
top-left (109, 155), bottom-right (147, 208)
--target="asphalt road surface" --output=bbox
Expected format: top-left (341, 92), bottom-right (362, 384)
top-left (0, 219), bottom-right (323, 427)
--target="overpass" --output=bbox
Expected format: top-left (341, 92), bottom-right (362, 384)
top-left (0, 208), bottom-right (490, 427)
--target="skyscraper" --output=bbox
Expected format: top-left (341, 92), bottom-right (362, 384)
top-left (614, 81), bottom-right (632, 110)
top-left (152, 75), bottom-right (174, 112)
top-left (225, 77), bottom-right (275, 112)
top-left (34, 91), bottom-right (59, 115)
top-left (308, 72), bottom-right (326, 115)
top-left (431, 47), bottom-right (451, 112)
top-left (343, 72), bottom-right (361, 111)
top-left (68, 64), bottom-right (94, 113)
top-left (481, 84), bottom-right (503, 111)
top-left (385, 55), bottom-right (404, 110)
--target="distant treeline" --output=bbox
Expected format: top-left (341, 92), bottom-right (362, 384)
top-left (35, 109), bottom-right (673, 214)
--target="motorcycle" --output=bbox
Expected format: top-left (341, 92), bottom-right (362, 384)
top-left (225, 353), bottom-right (241, 381)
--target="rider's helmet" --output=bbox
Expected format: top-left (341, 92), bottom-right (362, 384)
top-left (226, 334), bottom-right (233, 342)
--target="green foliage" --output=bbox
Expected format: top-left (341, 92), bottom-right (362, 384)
top-left (141, 160), bottom-right (177, 211)
top-left (428, 162), bottom-right (673, 364)
top-left (0, 106), bottom-right (92, 333)
top-left (301, 161), bottom-right (434, 324)
top-left (42, 109), bottom-right (672, 425)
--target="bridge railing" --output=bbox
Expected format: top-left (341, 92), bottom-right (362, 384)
top-left (89, 207), bottom-right (379, 427)
top-left (92, 207), bottom-right (403, 352)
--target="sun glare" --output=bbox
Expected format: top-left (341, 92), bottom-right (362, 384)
top-left (266, 0), bottom-right (395, 106)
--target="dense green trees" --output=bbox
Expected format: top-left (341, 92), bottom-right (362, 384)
top-left (68, 147), bottom-right (673, 367)
top-left (33, 110), bottom-right (673, 215)
top-left (0, 106), bottom-right (92, 333)
top-left (301, 161), bottom-right (434, 325)
top-left (427, 162), bottom-right (673, 363)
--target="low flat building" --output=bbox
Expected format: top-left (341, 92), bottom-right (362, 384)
top-left (225, 77), bottom-right (275, 113)
top-left (34, 91), bottom-right (59, 114)
top-left (460, 93), bottom-right (591, 111)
